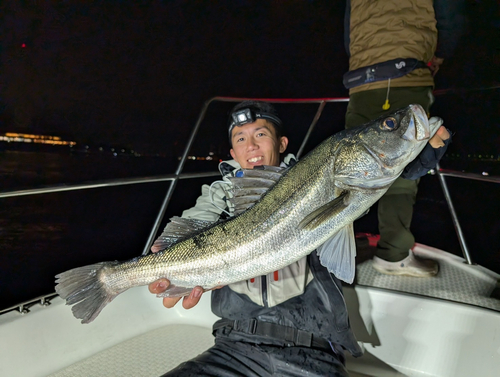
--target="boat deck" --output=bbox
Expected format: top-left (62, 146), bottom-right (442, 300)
top-left (47, 322), bottom-right (377, 377)
top-left (355, 236), bottom-right (500, 313)
top-left (48, 324), bottom-right (214, 377)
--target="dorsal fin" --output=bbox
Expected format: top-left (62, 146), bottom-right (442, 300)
top-left (227, 165), bottom-right (287, 215)
top-left (151, 216), bottom-right (215, 252)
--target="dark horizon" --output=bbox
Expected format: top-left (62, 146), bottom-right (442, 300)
top-left (1, 0), bottom-right (499, 156)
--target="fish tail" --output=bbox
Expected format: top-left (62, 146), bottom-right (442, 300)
top-left (55, 261), bottom-right (123, 324)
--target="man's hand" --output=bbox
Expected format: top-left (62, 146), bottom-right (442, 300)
top-left (149, 229), bottom-right (224, 309)
top-left (148, 278), bottom-right (204, 309)
top-left (428, 56), bottom-right (444, 77)
top-left (429, 126), bottom-right (450, 148)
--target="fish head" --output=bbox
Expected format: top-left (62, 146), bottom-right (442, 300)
top-left (335, 104), bottom-right (443, 189)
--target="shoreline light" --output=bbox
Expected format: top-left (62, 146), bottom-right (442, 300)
top-left (1, 132), bottom-right (76, 146)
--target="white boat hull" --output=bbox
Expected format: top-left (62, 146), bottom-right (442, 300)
top-left (344, 286), bottom-right (500, 376)
top-left (1, 246), bottom-right (499, 377)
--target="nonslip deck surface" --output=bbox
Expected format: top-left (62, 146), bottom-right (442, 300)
top-left (355, 242), bottom-right (500, 312)
top-left (49, 324), bottom-right (214, 377)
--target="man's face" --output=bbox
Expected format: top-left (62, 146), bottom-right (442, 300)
top-left (229, 119), bottom-right (288, 169)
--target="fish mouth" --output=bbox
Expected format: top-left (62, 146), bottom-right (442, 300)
top-left (402, 104), bottom-right (430, 141)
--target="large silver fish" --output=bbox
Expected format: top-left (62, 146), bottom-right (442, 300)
top-left (55, 104), bottom-right (443, 323)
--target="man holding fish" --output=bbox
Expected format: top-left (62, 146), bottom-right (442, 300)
top-left (148, 100), bottom-right (451, 376)
top-left (56, 99), bottom-right (450, 374)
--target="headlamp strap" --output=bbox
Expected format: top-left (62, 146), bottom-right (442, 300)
top-left (231, 108), bottom-right (282, 128)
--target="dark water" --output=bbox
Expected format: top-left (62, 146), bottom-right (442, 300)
top-left (0, 150), bottom-right (220, 310)
top-left (1, 150), bottom-right (499, 311)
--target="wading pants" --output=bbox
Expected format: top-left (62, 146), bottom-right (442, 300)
top-left (161, 335), bottom-right (348, 377)
top-left (345, 86), bottom-right (433, 262)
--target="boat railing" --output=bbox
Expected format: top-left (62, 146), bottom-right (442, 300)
top-left (1, 96), bottom-right (499, 316)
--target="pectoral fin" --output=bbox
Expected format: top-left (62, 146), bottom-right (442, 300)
top-left (316, 223), bottom-right (356, 284)
top-left (298, 191), bottom-right (348, 230)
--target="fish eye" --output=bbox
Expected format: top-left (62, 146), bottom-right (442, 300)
top-left (381, 117), bottom-right (397, 130)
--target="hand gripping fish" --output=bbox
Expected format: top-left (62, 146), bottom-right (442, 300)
top-left (55, 104), bottom-right (443, 323)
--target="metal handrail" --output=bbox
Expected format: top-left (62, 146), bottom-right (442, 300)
top-left (437, 168), bottom-right (500, 184)
top-left (1, 96), bottom-right (499, 315)
top-left (0, 294), bottom-right (58, 316)
top-left (436, 164), bottom-right (473, 264)
top-left (0, 171), bottom-right (220, 199)
top-left (433, 167), bottom-right (500, 265)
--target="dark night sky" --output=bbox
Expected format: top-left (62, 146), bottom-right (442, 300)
top-left (1, 0), bottom-right (499, 154)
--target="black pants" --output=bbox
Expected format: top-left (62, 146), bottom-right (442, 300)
top-left (162, 336), bottom-right (348, 377)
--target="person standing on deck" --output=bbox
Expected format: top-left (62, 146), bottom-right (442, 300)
top-left (343, 0), bottom-right (463, 277)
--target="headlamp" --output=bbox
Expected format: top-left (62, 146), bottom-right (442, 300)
top-left (231, 108), bottom-right (255, 127)
top-left (228, 107), bottom-right (282, 141)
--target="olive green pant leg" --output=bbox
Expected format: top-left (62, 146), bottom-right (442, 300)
top-left (377, 185), bottom-right (418, 262)
top-left (345, 86), bottom-right (432, 261)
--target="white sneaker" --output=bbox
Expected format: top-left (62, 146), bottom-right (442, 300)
top-left (372, 250), bottom-right (438, 277)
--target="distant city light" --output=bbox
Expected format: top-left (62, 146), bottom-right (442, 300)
top-left (177, 155), bottom-right (220, 161)
top-left (1, 132), bottom-right (76, 146)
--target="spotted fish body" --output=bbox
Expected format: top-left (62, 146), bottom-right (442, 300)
top-left (55, 104), bottom-right (442, 323)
